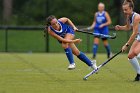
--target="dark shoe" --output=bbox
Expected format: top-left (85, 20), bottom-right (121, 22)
top-left (92, 55), bottom-right (96, 59)
top-left (107, 52), bottom-right (113, 59)
top-left (135, 74), bottom-right (140, 81)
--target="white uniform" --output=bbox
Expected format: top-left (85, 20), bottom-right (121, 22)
top-left (130, 12), bottom-right (140, 41)
top-left (131, 12), bottom-right (140, 59)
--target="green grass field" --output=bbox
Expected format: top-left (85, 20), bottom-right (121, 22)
top-left (0, 53), bottom-right (140, 93)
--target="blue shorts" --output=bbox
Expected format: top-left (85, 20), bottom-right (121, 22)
top-left (65, 26), bottom-right (75, 35)
top-left (94, 27), bottom-right (109, 40)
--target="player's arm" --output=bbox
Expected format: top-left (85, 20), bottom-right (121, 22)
top-left (58, 17), bottom-right (78, 31)
top-left (115, 16), bottom-right (131, 31)
top-left (100, 12), bottom-right (112, 28)
top-left (87, 13), bottom-right (97, 30)
top-left (47, 27), bottom-right (81, 43)
top-left (115, 24), bottom-right (131, 31)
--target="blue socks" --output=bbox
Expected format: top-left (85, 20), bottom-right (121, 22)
top-left (77, 52), bottom-right (92, 66)
top-left (105, 45), bottom-right (111, 57)
top-left (93, 44), bottom-right (111, 58)
top-left (64, 48), bottom-right (92, 67)
top-left (64, 48), bottom-right (74, 64)
top-left (93, 44), bottom-right (98, 58)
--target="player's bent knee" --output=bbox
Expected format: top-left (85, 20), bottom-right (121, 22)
top-left (128, 53), bottom-right (136, 59)
top-left (62, 43), bottom-right (69, 49)
top-left (72, 50), bottom-right (80, 56)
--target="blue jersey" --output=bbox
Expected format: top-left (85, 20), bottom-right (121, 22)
top-left (94, 11), bottom-right (109, 37)
top-left (49, 20), bottom-right (74, 38)
top-left (94, 11), bottom-right (108, 29)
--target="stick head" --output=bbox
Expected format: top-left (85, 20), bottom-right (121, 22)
top-left (83, 77), bottom-right (88, 81)
top-left (110, 33), bottom-right (117, 39)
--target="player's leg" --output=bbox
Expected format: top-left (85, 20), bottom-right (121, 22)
top-left (128, 40), bottom-right (140, 81)
top-left (136, 35), bottom-right (140, 60)
top-left (69, 43), bottom-right (97, 69)
top-left (92, 29), bottom-right (100, 59)
top-left (62, 34), bottom-right (75, 70)
top-left (102, 39), bottom-right (111, 58)
top-left (136, 53), bottom-right (140, 60)
top-left (93, 37), bottom-right (99, 59)
top-left (101, 27), bottom-right (111, 58)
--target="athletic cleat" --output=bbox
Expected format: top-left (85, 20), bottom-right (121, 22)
top-left (108, 52), bottom-right (113, 59)
top-left (68, 63), bottom-right (76, 70)
top-left (92, 55), bottom-right (96, 59)
top-left (91, 60), bottom-right (98, 70)
top-left (90, 60), bottom-right (98, 74)
top-left (134, 74), bottom-right (140, 81)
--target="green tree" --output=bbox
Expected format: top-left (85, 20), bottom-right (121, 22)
top-left (3, 0), bottom-right (139, 25)
top-left (2, 0), bottom-right (13, 24)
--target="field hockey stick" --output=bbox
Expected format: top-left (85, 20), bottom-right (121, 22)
top-left (83, 50), bottom-right (122, 80)
top-left (76, 29), bottom-right (116, 39)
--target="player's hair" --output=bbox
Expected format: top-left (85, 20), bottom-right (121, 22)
top-left (98, 2), bottom-right (105, 6)
top-left (123, 0), bottom-right (134, 9)
top-left (46, 15), bottom-right (56, 26)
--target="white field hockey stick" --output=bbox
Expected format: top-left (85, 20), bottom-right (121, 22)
top-left (83, 50), bottom-right (122, 80)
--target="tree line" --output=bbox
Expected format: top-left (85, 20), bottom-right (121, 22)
top-left (0, 0), bottom-right (139, 26)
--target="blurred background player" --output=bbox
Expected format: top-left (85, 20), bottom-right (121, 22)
top-left (115, 0), bottom-right (140, 81)
top-left (87, 2), bottom-right (112, 59)
top-left (45, 15), bottom-right (97, 70)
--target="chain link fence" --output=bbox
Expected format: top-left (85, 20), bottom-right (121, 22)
top-left (0, 26), bottom-right (131, 53)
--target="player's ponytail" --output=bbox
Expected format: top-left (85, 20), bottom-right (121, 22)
top-left (123, 0), bottom-right (134, 9)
